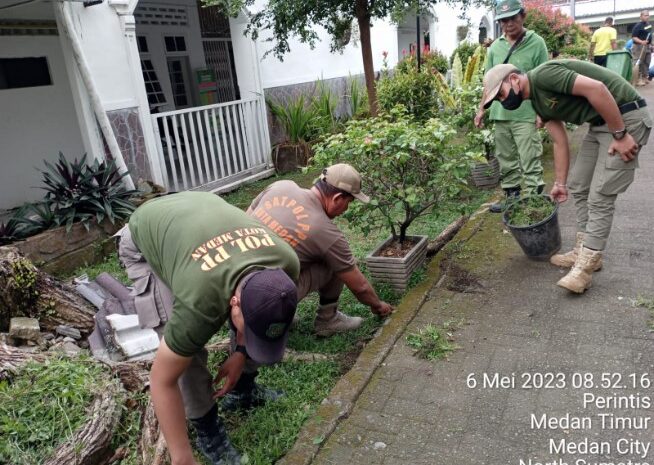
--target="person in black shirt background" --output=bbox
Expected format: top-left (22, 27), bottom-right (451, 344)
top-left (632, 10), bottom-right (652, 86)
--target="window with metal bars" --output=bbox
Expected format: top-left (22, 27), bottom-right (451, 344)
top-left (140, 58), bottom-right (166, 105)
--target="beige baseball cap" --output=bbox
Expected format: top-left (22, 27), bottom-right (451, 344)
top-left (482, 64), bottom-right (520, 109)
top-left (320, 163), bottom-right (370, 203)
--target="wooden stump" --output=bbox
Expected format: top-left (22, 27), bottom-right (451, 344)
top-left (0, 246), bottom-right (96, 334)
top-left (42, 381), bottom-right (124, 465)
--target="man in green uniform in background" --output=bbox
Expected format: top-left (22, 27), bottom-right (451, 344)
top-left (117, 192), bottom-right (300, 465)
top-left (482, 61), bottom-right (651, 293)
top-left (475, 0), bottom-right (549, 213)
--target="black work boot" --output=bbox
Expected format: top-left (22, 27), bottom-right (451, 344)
top-left (221, 371), bottom-right (285, 413)
top-left (489, 187), bottom-right (521, 213)
top-left (189, 404), bottom-right (241, 465)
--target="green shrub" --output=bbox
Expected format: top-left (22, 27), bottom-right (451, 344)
top-left (314, 108), bottom-right (482, 243)
top-left (377, 67), bottom-right (439, 122)
top-left (267, 94), bottom-right (317, 144)
top-left (345, 74), bottom-right (369, 119)
top-left (450, 41), bottom-right (478, 67)
top-left (397, 49), bottom-right (449, 75)
top-left (310, 79), bottom-right (342, 137)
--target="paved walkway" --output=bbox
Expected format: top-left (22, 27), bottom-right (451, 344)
top-left (313, 88), bottom-right (654, 465)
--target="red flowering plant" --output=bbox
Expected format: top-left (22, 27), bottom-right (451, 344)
top-left (522, 0), bottom-right (590, 57)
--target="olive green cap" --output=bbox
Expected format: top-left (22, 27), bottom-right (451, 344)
top-left (495, 0), bottom-right (523, 21)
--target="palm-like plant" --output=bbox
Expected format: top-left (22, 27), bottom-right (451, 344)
top-left (266, 95), bottom-right (317, 144)
top-left (38, 153), bottom-right (138, 231)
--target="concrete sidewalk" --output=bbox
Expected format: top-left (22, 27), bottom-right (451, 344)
top-left (312, 88), bottom-right (654, 465)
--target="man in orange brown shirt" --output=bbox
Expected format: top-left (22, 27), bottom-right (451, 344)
top-left (248, 164), bottom-right (393, 336)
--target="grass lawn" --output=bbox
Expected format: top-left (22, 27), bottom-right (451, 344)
top-left (40, 169), bottom-right (494, 465)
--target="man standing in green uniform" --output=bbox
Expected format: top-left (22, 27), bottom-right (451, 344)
top-left (475, 0), bottom-right (549, 213)
top-left (482, 61), bottom-right (651, 293)
top-left (117, 192), bottom-right (300, 465)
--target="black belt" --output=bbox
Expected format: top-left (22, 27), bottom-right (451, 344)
top-left (590, 99), bottom-right (647, 126)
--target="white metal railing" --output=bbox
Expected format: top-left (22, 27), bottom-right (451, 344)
top-left (151, 97), bottom-right (271, 192)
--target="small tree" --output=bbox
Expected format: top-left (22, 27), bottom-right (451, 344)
top-left (206, 0), bottom-right (490, 115)
top-left (522, 0), bottom-right (590, 55)
top-left (313, 108), bottom-right (482, 243)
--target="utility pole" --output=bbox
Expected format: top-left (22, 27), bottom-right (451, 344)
top-left (416, 7), bottom-right (421, 71)
top-left (570, 0), bottom-right (576, 20)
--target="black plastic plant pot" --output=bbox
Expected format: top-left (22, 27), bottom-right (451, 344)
top-left (502, 195), bottom-right (562, 261)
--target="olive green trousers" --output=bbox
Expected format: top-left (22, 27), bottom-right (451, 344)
top-left (569, 107), bottom-right (652, 251)
top-left (494, 120), bottom-right (545, 193)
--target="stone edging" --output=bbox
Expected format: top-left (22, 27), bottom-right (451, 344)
top-left (277, 211), bottom-right (489, 465)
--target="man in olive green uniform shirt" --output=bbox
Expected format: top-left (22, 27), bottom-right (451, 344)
top-left (475, 0), bottom-right (549, 213)
top-left (117, 192), bottom-right (300, 465)
top-left (483, 61), bottom-right (651, 294)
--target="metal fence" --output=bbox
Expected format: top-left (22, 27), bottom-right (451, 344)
top-left (151, 97), bottom-right (271, 192)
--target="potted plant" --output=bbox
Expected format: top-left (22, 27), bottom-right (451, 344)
top-left (314, 107), bottom-right (481, 291)
top-left (503, 195), bottom-right (561, 260)
top-left (267, 94), bottom-right (317, 173)
top-left (468, 128), bottom-right (500, 188)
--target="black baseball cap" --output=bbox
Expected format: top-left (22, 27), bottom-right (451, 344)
top-left (239, 269), bottom-right (297, 364)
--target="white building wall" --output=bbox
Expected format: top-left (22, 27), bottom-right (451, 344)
top-left (430, 4), bottom-right (495, 59)
top-left (250, 13), bottom-right (399, 89)
top-left (67, 2), bottom-right (143, 111)
top-left (0, 35), bottom-right (85, 210)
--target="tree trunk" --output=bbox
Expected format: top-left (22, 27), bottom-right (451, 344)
top-left (356, 3), bottom-right (378, 116)
top-left (42, 383), bottom-right (123, 465)
top-left (426, 216), bottom-right (468, 256)
top-left (0, 343), bottom-right (49, 380)
top-left (140, 399), bottom-right (169, 465)
top-left (0, 246), bottom-right (96, 334)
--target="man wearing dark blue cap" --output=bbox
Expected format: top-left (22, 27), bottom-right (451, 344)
top-left (116, 191), bottom-right (300, 465)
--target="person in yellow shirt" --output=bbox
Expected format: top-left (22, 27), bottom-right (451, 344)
top-left (589, 17), bottom-right (618, 67)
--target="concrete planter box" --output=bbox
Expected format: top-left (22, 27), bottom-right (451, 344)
top-left (365, 235), bottom-right (428, 292)
top-left (471, 155), bottom-right (500, 188)
top-left (271, 143), bottom-right (311, 173)
top-left (14, 219), bottom-right (122, 275)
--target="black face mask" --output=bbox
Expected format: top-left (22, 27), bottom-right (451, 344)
top-left (501, 86), bottom-right (523, 111)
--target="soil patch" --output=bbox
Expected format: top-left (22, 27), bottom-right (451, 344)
top-left (375, 238), bottom-right (419, 258)
top-left (440, 258), bottom-right (485, 293)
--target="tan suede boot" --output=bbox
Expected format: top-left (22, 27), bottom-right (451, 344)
top-left (550, 232), bottom-right (602, 270)
top-left (556, 246), bottom-right (603, 294)
top-left (314, 302), bottom-right (363, 337)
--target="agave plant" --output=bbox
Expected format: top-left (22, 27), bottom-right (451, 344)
top-left (0, 219), bottom-right (19, 245)
top-left (11, 202), bottom-right (57, 238)
top-left (38, 152), bottom-right (138, 231)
